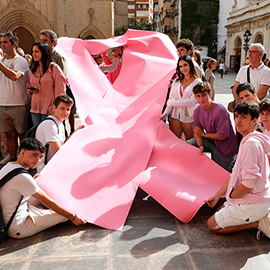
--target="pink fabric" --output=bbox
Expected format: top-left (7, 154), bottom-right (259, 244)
top-left (27, 63), bottom-right (66, 114)
top-left (36, 30), bottom-right (229, 230)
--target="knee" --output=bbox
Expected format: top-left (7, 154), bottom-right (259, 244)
top-left (207, 215), bottom-right (219, 234)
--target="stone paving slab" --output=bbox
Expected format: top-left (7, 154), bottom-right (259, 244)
top-left (1, 188), bottom-right (269, 270)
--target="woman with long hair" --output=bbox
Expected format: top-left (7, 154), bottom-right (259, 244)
top-left (27, 42), bottom-right (66, 125)
top-left (205, 58), bottom-right (217, 101)
top-left (161, 55), bottom-right (202, 140)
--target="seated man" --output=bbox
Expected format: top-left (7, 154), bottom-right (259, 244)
top-left (206, 101), bottom-right (270, 240)
top-left (187, 82), bottom-right (238, 171)
top-left (35, 94), bottom-right (75, 172)
top-left (0, 137), bottom-right (86, 239)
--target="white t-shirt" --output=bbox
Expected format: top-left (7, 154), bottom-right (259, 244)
top-left (236, 63), bottom-right (270, 93)
top-left (35, 115), bottom-right (66, 172)
top-left (0, 163), bottom-right (39, 229)
top-left (0, 54), bottom-right (29, 105)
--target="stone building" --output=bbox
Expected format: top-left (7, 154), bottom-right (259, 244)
top-left (0, 0), bottom-right (127, 54)
top-left (226, 0), bottom-right (270, 72)
top-left (127, 0), bottom-right (154, 22)
top-left (156, 0), bottom-right (180, 43)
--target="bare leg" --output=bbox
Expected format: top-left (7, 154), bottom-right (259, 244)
top-left (169, 118), bottom-right (182, 138)
top-left (182, 122), bottom-right (194, 141)
top-left (207, 214), bottom-right (258, 234)
top-left (5, 129), bottom-right (18, 160)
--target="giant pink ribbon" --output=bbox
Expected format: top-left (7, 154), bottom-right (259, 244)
top-left (37, 30), bottom-right (229, 230)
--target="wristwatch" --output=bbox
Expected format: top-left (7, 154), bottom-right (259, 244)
top-left (202, 132), bottom-right (205, 137)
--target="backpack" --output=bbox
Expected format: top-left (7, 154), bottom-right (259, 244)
top-left (0, 168), bottom-right (30, 243)
top-left (24, 117), bottom-right (59, 165)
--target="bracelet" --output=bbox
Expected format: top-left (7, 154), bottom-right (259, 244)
top-left (71, 214), bottom-right (78, 222)
top-left (198, 145), bottom-right (203, 147)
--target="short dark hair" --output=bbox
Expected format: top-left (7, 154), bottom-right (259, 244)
top-left (19, 138), bottom-right (45, 153)
top-left (193, 82), bottom-right (211, 94)
top-left (0, 31), bottom-right (19, 47)
top-left (236, 83), bottom-right (255, 96)
top-left (175, 38), bottom-right (194, 53)
top-left (234, 100), bottom-right (259, 120)
top-left (54, 94), bottom-right (74, 108)
top-left (259, 99), bottom-right (270, 113)
top-left (40, 29), bottom-right (57, 45)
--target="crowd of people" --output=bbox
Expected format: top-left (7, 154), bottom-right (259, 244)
top-left (1, 30), bottom-right (270, 242)
top-left (162, 38), bottom-right (270, 241)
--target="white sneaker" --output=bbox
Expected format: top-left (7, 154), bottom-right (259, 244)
top-left (0, 153), bottom-right (11, 165)
top-left (257, 213), bottom-right (270, 240)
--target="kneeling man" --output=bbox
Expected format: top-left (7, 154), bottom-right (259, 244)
top-left (206, 101), bottom-right (270, 239)
top-left (187, 82), bottom-right (238, 171)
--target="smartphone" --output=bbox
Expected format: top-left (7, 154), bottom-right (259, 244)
top-left (27, 87), bottom-right (39, 92)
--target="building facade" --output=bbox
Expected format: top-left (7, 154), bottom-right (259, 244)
top-left (226, 0), bottom-right (270, 72)
top-left (0, 0), bottom-right (127, 54)
top-left (157, 0), bottom-right (180, 43)
top-left (128, 0), bottom-right (154, 22)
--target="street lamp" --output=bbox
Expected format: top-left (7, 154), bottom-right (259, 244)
top-left (243, 29), bottom-right (252, 57)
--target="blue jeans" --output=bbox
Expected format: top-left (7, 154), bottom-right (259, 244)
top-left (31, 113), bottom-right (47, 126)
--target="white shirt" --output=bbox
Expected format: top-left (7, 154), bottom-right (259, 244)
top-left (35, 116), bottom-right (66, 172)
top-left (0, 163), bottom-right (39, 229)
top-left (236, 63), bottom-right (270, 93)
top-left (0, 54), bottom-right (29, 105)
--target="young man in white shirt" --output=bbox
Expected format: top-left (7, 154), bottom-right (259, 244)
top-left (35, 95), bottom-right (74, 172)
top-left (0, 32), bottom-right (29, 163)
top-left (0, 137), bottom-right (86, 239)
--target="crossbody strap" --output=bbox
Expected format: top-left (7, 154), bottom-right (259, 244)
top-left (4, 196), bottom-right (23, 233)
top-left (247, 66), bottom-right (251, 83)
top-left (0, 168), bottom-right (30, 233)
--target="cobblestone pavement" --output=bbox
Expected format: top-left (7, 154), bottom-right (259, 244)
top-left (1, 72), bottom-right (270, 270)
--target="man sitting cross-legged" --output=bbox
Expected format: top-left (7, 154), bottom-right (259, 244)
top-left (206, 101), bottom-right (270, 240)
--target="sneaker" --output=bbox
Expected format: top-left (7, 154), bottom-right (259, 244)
top-left (257, 214), bottom-right (270, 240)
top-left (0, 153), bottom-right (11, 165)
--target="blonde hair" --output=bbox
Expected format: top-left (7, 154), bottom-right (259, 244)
top-left (207, 58), bottom-right (217, 69)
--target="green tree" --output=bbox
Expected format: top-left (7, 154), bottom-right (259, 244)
top-left (181, 0), bottom-right (219, 58)
top-left (114, 18), bottom-right (153, 36)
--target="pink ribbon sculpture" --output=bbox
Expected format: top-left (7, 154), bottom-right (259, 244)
top-left (37, 30), bottom-right (229, 230)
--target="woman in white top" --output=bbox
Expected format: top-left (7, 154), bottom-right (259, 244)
top-left (161, 55), bottom-right (202, 140)
top-left (205, 58), bottom-right (217, 101)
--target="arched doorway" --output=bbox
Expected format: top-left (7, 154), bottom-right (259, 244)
top-left (85, 35), bottom-right (96, 39)
top-left (235, 37), bottom-right (241, 72)
top-left (13, 27), bottom-right (35, 54)
top-left (230, 36), bottom-right (241, 73)
top-left (254, 33), bottom-right (263, 45)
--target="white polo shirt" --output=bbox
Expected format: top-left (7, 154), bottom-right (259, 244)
top-left (236, 63), bottom-right (270, 92)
